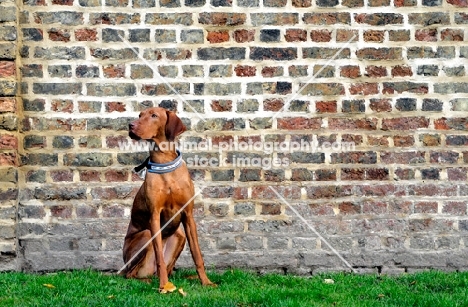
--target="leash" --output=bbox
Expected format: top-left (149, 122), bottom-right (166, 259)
top-left (133, 150), bottom-right (183, 179)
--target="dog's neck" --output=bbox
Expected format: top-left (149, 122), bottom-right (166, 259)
top-left (149, 140), bottom-right (178, 164)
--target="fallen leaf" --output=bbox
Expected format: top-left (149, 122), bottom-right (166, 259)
top-left (159, 282), bottom-right (177, 294)
top-left (42, 284), bottom-right (55, 289)
top-left (378, 294), bottom-right (385, 298)
top-left (107, 295), bottom-right (115, 299)
top-left (186, 275), bottom-right (198, 280)
top-left (178, 288), bottom-right (187, 297)
top-left (324, 279), bottom-right (334, 284)
top-left (410, 281), bottom-right (417, 285)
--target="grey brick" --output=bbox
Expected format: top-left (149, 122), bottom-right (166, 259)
top-left (237, 99), bottom-right (259, 113)
top-left (102, 29), bottom-right (124, 42)
top-left (0, 43), bottom-right (16, 59)
top-left (133, 0), bottom-right (155, 6)
top-left (63, 153), bottom-right (112, 167)
top-left (34, 12), bottom-right (83, 25)
top-left (33, 83), bottom-right (81, 95)
top-left (22, 28), bottom-right (43, 41)
top-left (129, 29), bottom-right (150, 42)
top-left (209, 65), bottom-right (232, 77)
top-left (145, 13), bottom-right (193, 25)
top-left (76, 65), bottom-right (99, 78)
top-left (198, 47), bottom-right (245, 60)
top-left (181, 29), bottom-right (204, 43)
top-left (0, 26), bottom-right (16, 41)
top-left (34, 47), bottom-right (85, 60)
top-left (155, 29), bottom-right (176, 43)
top-left (0, 81), bottom-right (16, 96)
top-left (87, 83), bottom-right (136, 96)
top-left (48, 65), bottom-right (72, 78)
top-left (91, 48), bottom-right (137, 60)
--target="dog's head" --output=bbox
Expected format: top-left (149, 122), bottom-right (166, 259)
top-left (129, 107), bottom-right (186, 143)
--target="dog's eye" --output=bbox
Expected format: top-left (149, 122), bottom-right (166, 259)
top-left (139, 114), bottom-right (142, 118)
top-left (152, 114), bottom-right (157, 118)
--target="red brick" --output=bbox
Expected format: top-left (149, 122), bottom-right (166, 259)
top-left (368, 135), bottom-right (389, 147)
top-left (211, 100), bottom-right (232, 112)
top-left (106, 135), bottom-right (127, 148)
top-left (292, 0), bottom-right (312, 6)
top-left (365, 65), bottom-right (387, 78)
top-left (75, 29), bottom-right (98, 41)
top-left (50, 205), bottom-right (72, 219)
top-left (315, 169), bottom-right (337, 181)
top-left (362, 200), bottom-right (387, 214)
top-left (51, 100), bottom-right (73, 113)
top-left (315, 101), bottom-right (337, 113)
top-left (51, 170), bottom-right (73, 182)
top-left (442, 201), bottom-right (467, 215)
top-left (103, 64), bottom-right (125, 78)
top-left (285, 29), bottom-right (307, 42)
top-left (448, 0), bottom-right (468, 6)
top-left (381, 151), bottom-right (425, 164)
top-left (48, 29), bottom-right (70, 42)
top-left (52, 0), bottom-right (73, 4)
top-left (441, 29), bottom-right (464, 41)
top-left (261, 66), bottom-right (283, 77)
top-left (261, 203), bottom-right (281, 215)
top-left (105, 170), bottom-right (129, 182)
top-left (76, 205), bottom-right (99, 218)
top-left (0, 153), bottom-right (17, 166)
top-left (364, 30), bottom-right (384, 42)
top-left (0, 61), bottom-right (16, 78)
top-left (339, 201), bottom-right (361, 215)
top-left (414, 201), bottom-right (438, 214)
top-left (388, 200), bottom-right (412, 214)
top-left (277, 117), bottom-right (322, 130)
top-left (434, 118), bottom-right (450, 130)
top-left (447, 168), bottom-right (467, 181)
top-left (0, 134), bottom-right (18, 150)
top-left (211, 135), bottom-right (234, 146)
top-left (234, 65), bottom-right (256, 77)
top-left (310, 29), bottom-right (332, 42)
top-left (106, 101), bottom-right (126, 112)
top-left (264, 98), bottom-right (284, 111)
top-left (103, 204), bottom-right (126, 218)
top-left (340, 65), bottom-right (361, 78)
top-left (391, 65), bottom-right (413, 77)
top-left (80, 170), bottom-right (101, 182)
top-left (366, 168), bottom-right (389, 180)
top-left (329, 118), bottom-right (378, 130)
top-left (0, 98), bottom-right (16, 113)
top-left (207, 31), bottom-right (230, 43)
top-left (342, 134), bottom-right (363, 145)
top-left (381, 117), bottom-right (429, 130)
top-left (234, 29), bottom-right (255, 43)
top-left (336, 29), bottom-right (358, 42)
top-left (341, 168), bottom-right (365, 180)
top-left (409, 184), bottom-right (457, 197)
top-left (415, 29), bottom-right (437, 42)
top-left (349, 83), bottom-right (379, 95)
top-left (393, 135), bottom-right (414, 147)
top-left (251, 185), bottom-right (301, 200)
top-left (394, 168), bottom-right (415, 180)
top-left (369, 98), bottom-right (392, 112)
top-left (233, 187), bottom-right (248, 200)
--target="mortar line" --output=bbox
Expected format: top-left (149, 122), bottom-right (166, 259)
top-left (268, 186), bottom-right (356, 273)
top-left (117, 33), bottom-right (206, 122)
top-left (117, 188), bottom-right (203, 275)
top-left (270, 34), bottom-right (358, 122)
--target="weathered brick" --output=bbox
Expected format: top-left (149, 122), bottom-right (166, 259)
top-left (251, 13), bottom-right (298, 25)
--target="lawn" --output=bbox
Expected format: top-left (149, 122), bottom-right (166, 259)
top-left (0, 269), bottom-right (467, 307)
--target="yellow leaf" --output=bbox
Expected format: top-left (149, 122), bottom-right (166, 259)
top-left (324, 279), bottom-right (335, 284)
top-left (159, 282), bottom-right (177, 294)
top-left (378, 294), bottom-right (385, 298)
top-left (107, 295), bottom-right (115, 299)
top-left (43, 284), bottom-right (55, 289)
top-left (178, 288), bottom-right (187, 297)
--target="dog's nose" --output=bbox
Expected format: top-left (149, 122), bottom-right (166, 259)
top-left (129, 123), bottom-right (135, 130)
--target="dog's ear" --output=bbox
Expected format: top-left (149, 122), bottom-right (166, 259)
top-left (165, 110), bottom-right (186, 141)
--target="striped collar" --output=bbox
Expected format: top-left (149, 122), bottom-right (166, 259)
top-left (147, 150), bottom-right (183, 174)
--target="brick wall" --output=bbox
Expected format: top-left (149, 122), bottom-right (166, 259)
top-left (0, 0), bottom-right (19, 270)
top-left (2, 0), bottom-right (468, 273)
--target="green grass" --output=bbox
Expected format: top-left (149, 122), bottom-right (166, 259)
top-left (1, 269), bottom-right (467, 307)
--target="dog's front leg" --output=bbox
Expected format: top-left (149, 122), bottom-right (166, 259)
top-left (183, 213), bottom-right (214, 286)
top-left (150, 213), bottom-right (169, 289)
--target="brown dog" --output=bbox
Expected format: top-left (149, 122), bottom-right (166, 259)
top-left (123, 107), bottom-right (214, 290)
